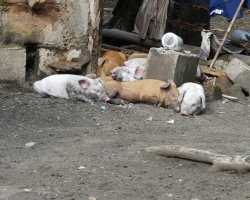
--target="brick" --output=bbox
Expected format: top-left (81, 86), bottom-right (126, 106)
top-left (0, 46), bottom-right (26, 83)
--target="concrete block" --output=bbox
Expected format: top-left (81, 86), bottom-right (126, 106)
top-left (0, 46), bottom-right (26, 83)
top-left (144, 47), bottom-right (198, 87)
top-left (225, 58), bottom-right (250, 93)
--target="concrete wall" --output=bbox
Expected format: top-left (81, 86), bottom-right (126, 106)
top-left (0, 0), bottom-right (103, 83)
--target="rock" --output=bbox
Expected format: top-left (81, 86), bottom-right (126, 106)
top-left (144, 48), bottom-right (198, 87)
top-left (227, 84), bottom-right (246, 101)
top-left (207, 59), bottom-right (228, 70)
top-left (204, 85), bottom-right (222, 102)
top-left (225, 58), bottom-right (250, 94)
top-left (229, 54), bottom-right (250, 65)
top-left (215, 75), bottom-right (233, 94)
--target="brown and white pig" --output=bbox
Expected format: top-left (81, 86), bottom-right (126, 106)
top-left (33, 74), bottom-right (110, 104)
top-left (96, 51), bottom-right (126, 77)
top-left (178, 82), bottom-right (206, 116)
top-left (110, 58), bottom-right (147, 82)
top-left (127, 53), bottom-right (148, 60)
top-left (101, 79), bottom-right (180, 112)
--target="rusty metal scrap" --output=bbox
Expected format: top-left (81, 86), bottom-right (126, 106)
top-left (167, 19), bottom-right (207, 32)
top-left (212, 30), bottom-right (250, 53)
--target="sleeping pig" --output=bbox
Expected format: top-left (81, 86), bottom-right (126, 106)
top-left (178, 82), bottom-right (206, 116)
top-left (110, 58), bottom-right (147, 82)
top-left (96, 51), bottom-right (126, 77)
top-left (33, 74), bottom-right (110, 104)
top-left (110, 66), bottom-right (144, 82)
top-left (101, 78), bottom-right (180, 112)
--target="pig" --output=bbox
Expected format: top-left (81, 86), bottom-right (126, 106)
top-left (110, 66), bottom-right (144, 82)
top-left (33, 74), bottom-right (110, 104)
top-left (102, 79), bottom-right (180, 112)
top-left (96, 51), bottom-right (126, 77)
top-left (178, 82), bottom-right (206, 116)
top-left (110, 58), bottom-right (147, 82)
top-left (127, 53), bottom-right (148, 60)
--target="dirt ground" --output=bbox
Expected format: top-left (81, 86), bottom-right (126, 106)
top-left (1, 81), bottom-right (250, 200)
top-left (1, 2), bottom-right (250, 200)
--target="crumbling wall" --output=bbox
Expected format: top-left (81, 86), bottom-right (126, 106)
top-left (0, 0), bottom-right (104, 83)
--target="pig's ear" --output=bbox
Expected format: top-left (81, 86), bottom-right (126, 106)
top-left (98, 58), bottom-right (107, 66)
top-left (98, 79), bottom-right (104, 87)
top-left (160, 82), bottom-right (171, 89)
top-left (134, 67), bottom-right (144, 79)
top-left (79, 78), bottom-right (90, 89)
top-left (178, 90), bottom-right (186, 103)
top-left (168, 79), bottom-right (176, 87)
top-left (200, 94), bottom-right (206, 110)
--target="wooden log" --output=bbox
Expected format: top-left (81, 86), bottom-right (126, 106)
top-left (145, 145), bottom-right (250, 173)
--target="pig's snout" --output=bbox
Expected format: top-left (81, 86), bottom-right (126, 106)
top-left (169, 102), bottom-right (180, 113)
top-left (102, 94), bottom-right (110, 102)
top-left (110, 70), bottom-right (117, 78)
top-left (181, 110), bottom-right (189, 116)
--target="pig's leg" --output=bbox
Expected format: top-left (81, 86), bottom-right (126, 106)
top-left (143, 95), bottom-right (159, 106)
top-left (107, 98), bottom-right (130, 105)
top-left (35, 93), bottom-right (50, 98)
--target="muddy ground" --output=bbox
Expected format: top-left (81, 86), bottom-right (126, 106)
top-left (1, 82), bottom-right (250, 200)
top-left (1, 2), bottom-right (250, 200)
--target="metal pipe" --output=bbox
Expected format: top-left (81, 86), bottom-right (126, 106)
top-left (102, 28), bottom-right (201, 55)
top-left (102, 28), bottom-right (162, 48)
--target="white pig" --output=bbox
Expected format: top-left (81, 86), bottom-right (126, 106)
top-left (33, 74), bottom-right (110, 103)
top-left (110, 58), bottom-right (147, 82)
top-left (110, 66), bottom-right (144, 82)
top-left (178, 82), bottom-right (206, 116)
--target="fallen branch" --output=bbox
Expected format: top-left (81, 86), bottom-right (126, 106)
top-left (144, 145), bottom-right (250, 173)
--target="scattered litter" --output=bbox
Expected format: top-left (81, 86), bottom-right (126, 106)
top-left (166, 119), bottom-right (175, 124)
top-left (216, 111), bottom-right (225, 114)
top-left (147, 117), bottom-right (153, 121)
top-left (100, 106), bottom-right (106, 111)
top-left (222, 99), bottom-right (229, 104)
top-left (89, 196), bottom-right (97, 200)
top-left (222, 94), bottom-right (238, 100)
top-left (168, 193), bottom-right (173, 197)
top-left (25, 142), bottom-right (36, 148)
top-left (183, 50), bottom-right (191, 54)
top-left (179, 179), bottom-right (183, 182)
top-left (31, 129), bottom-right (43, 133)
top-left (78, 166), bottom-right (86, 170)
top-left (213, 77), bottom-right (216, 85)
top-left (57, 116), bottom-right (60, 120)
top-left (23, 188), bottom-right (32, 192)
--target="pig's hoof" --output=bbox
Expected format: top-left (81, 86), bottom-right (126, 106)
top-left (120, 100), bottom-right (130, 105)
